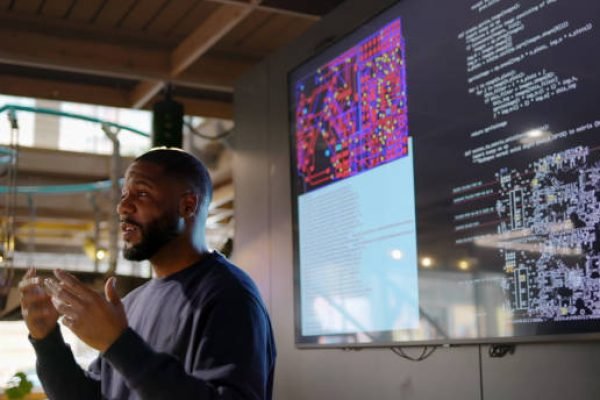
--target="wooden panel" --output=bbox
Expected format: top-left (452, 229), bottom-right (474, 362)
top-left (216, 11), bottom-right (313, 58)
top-left (261, 0), bottom-right (338, 16)
top-left (216, 9), bottom-right (272, 50)
top-left (68, 0), bottom-right (106, 22)
top-left (0, 26), bottom-right (247, 90)
top-left (130, 1), bottom-right (249, 111)
top-left (0, 73), bottom-right (230, 118)
top-left (237, 13), bottom-right (304, 56)
top-left (0, 0), bottom-right (12, 12)
top-left (262, 15), bottom-right (314, 51)
top-left (0, 74), bottom-right (131, 108)
top-left (93, 0), bottom-right (137, 27)
top-left (119, 0), bottom-right (169, 31)
top-left (129, 80), bottom-right (162, 108)
top-left (143, 0), bottom-right (199, 35)
top-left (166, 97), bottom-right (233, 119)
top-left (171, 3), bottom-right (253, 76)
top-left (11, 0), bottom-right (43, 13)
top-left (0, 27), bottom-right (170, 80)
top-left (181, 53), bottom-right (254, 89)
top-left (41, 0), bottom-right (74, 18)
top-left (0, 9), bottom-right (173, 49)
top-left (168, 1), bottom-right (220, 38)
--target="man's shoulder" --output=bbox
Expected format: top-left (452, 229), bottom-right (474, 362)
top-left (190, 252), bottom-right (265, 307)
top-left (204, 253), bottom-right (259, 292)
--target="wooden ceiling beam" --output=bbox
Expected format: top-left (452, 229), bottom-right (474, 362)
top-left (171, 4), bottom-right (255, 76)
top-left (0, 74), bottom-right (232, 118)
top-left (181, 97), bottom-right (233, 119)
top-left (0, 74), bottom-right (130, 108)
top-left (0, 27), bottom-right (247, 92)
top-left (0, 10), bottom-right (175, 49)
top-left (178, 54), bottom-right (257, 91)
top-left (205, 0), bottom-right (321, 21)
top-left (0, 27), bottom-right (168, 81)
top-left (130, 3), bottom-right (256, 110)
top-left (130, 80), bottom-right (163, 109)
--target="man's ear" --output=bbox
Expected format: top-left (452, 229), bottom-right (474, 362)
top-left (180, 192), bottom-right (200, 218)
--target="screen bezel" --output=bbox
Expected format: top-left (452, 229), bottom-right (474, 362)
top-left (286, 0), bottom-right (600, 349)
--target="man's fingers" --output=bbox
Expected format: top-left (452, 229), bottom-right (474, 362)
top-left (21, 291), bottom-right (50, 308)
top-left (62, 314), bottom-right (78, 329)
top-left (24, 267), bottom-right (35, 279)
top-left (53, 269), bottom-right (91, 298)
top-left (52, 296), bottom-right (74, 316)
top-left (18, 276), bottom-right (43, 291)
top-left (104, 277), bottom-right (121, 305)
top-left (19, 282), bottom-right (47, 307)
top-left (44, 278), bottom-right (86, 312)
top-left (19, 267), bottom-right (37, 290)
top-left (43, 277), bottom-right (62, 297)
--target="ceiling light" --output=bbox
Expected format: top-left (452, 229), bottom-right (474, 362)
top-left (96, 248), bottom-right (107, 261)
top-left (421, 257), bottom-right (433, 268)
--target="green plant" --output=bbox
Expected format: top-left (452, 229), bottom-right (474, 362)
top-left (4, 372), bottom-right (33, 400)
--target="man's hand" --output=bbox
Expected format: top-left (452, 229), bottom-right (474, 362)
top-left (45, 269), bottom-right (128, 353)
top-left (19, 268), bottom-right (59, 340)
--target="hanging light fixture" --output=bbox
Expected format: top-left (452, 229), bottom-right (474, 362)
top-left (152, 83), bottom-right (184, 149)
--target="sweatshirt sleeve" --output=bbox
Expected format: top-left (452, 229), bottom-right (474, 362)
top-left (102, 293), bottom-right (275, 400)
top-left (30, 324), bottom-right (102, 400)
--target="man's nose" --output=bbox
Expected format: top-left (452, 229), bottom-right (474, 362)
top-left (117, 194), bottom-right (134, 215)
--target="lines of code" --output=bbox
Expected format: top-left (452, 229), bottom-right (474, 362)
top-left (458, 0), bottom-right (590, 119)
top-left (292, 19), bottom-right (409, 193)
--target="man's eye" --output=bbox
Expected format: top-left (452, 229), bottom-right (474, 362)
top-left (138, 191), bottom-right (148, 197)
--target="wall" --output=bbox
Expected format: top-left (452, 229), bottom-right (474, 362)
top-left (232, 0), bottom-right (600, 398)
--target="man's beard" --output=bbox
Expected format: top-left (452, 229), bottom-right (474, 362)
top-left (123, 212), bottom-right (180, 261)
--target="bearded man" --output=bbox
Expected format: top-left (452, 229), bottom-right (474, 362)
top-left (19, 148), bottom-right (276, 400)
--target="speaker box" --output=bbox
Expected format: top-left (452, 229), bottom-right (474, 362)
top-left (152, 97), bottom-right (184, 148)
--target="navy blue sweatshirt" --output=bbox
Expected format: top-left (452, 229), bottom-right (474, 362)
top-left (31, 252), bottom-right (276, 400)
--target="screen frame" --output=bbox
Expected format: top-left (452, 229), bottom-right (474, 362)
top-left (286, 0), bottom-right (600, 349)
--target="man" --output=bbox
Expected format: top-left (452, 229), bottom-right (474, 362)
top-left (19, 148), bottom-right (276, 399)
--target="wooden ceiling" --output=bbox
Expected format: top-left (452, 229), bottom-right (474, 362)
top-left (0, 0), bottom-right (345, 118)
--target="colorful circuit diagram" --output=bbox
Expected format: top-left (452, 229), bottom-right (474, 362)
top-left (292, 18), bottom-right (409, 193)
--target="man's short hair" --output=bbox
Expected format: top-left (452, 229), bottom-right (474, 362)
top-left (135, 147), bottom-right (213, 209)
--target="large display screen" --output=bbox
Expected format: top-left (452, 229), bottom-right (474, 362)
top-left (289, 0), bottom-right (600, 347)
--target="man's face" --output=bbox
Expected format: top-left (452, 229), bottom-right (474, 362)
top-left (118, 161), bottom-right (182, 261)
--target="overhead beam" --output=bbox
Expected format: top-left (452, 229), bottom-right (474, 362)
top-left (0, 10), bottom-right (175, 50)
top-left (13, 243), bottom-right (85, 254)
top-left (171, 4), bottom-right (255, 76)
top-left (0, 74), bottom-right (130, 108)
top-left (131, 3), bottom-right (256, 110)
top-left (10, 206), bottom-right (96, 221)
top-left (181, 97), bottom-right (233, 119)
top-left (178, 54), bottom-right (257, 90)
top-left (130, 80), bottom-right (163, 109)
top-left (0, 27), bottom-right (167, 82)
top-left (17, 221), bottom-right (94, 232)
top-left (0, 74), bottom-right (232, 118)
top-left (0, 27), bottom-right (249, 92)
top-left (206, 0), bottom-right (321, 20)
